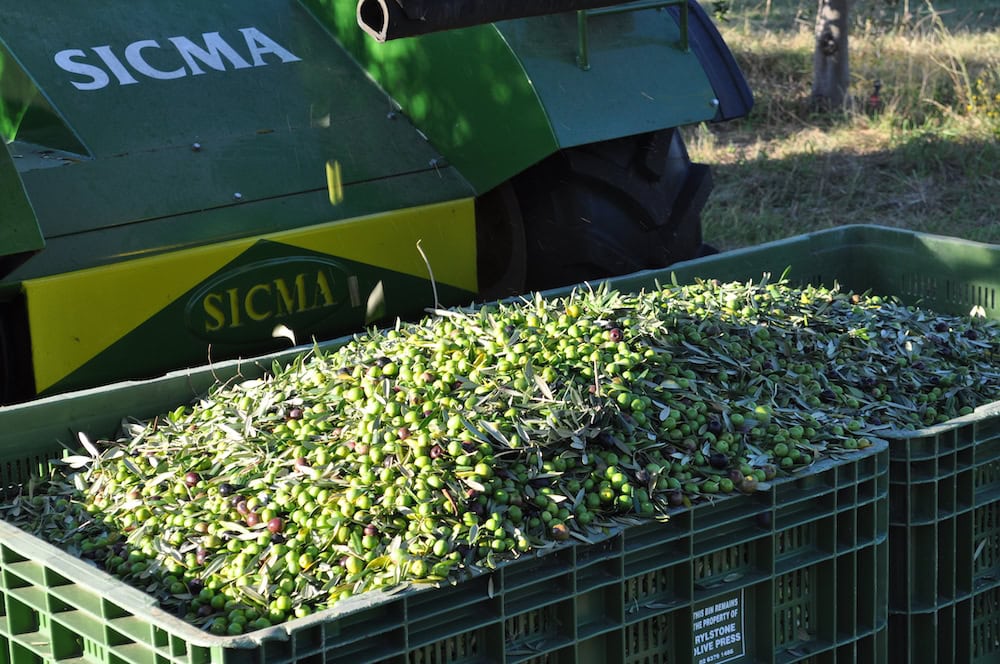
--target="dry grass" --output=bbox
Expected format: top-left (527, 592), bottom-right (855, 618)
top-left (689, 0), bottom-right (1000, 250)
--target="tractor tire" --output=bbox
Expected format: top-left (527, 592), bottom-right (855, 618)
top-left (475, 182), bottom-right (528, 301)
top-left (512, 128), bottom-right (713, 293)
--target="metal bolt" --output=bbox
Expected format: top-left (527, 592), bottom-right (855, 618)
top-left (191, 142), bottom-right (202, 152)
top-left (710, 98), bottom-right (720, 108)
top-left (386, 111), bottom-right (397, 120)
top-left (233, 192), bottom-right (243, 201)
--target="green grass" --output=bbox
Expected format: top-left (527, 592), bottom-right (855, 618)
top-left (691, 0), bottom-right (1000, 251)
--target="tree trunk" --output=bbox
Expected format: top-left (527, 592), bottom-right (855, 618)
top-left (812, 0), bottom-right (850, 110)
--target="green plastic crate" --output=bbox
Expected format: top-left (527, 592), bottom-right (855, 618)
top-left (610, 224), bottom-right (1000, 664)
top-left (0, 433), bottom-right (888, 664)
top-left (883, 415), bottom-right (1000, 664)
top-left (0, 223), bottom-right (994, 663)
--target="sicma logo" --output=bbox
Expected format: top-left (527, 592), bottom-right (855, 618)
top-left (185, 256), bottom-right (361, 343)
top-left (54, 27), bottom-right (301, 91)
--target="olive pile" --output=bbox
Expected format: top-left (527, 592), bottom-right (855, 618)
top-left (4, 278), bottom-right (999, 635)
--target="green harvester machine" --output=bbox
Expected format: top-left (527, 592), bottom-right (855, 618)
top-left (0, 0), bottom-right (751, 403)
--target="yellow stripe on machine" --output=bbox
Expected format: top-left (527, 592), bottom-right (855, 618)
top-left (25, 200), bottom-right (476, 393)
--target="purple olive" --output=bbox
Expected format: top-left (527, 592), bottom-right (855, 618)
top-left (709, 453), bottom-right (728, 469)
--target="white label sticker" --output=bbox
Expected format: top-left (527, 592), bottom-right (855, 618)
top-left (692, 590), bottom-right (746, 664)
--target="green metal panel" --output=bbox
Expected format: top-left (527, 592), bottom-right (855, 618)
top-left (0, 0), bottom-right (371, 156)
top-left (8, 169), bottom-right (470, 282)
top-left (0, 140), bottom-right (42, 275)
top-left (0, 0), bottom-right (474, 283)
top-left (302, 0), bottom-right (560, 193)
top-left (6, 125), bottom-right (470, 280)
top-left (495, 7), bottom-right (719, 148)
top-left (303, 1), bottom-right (720, 193)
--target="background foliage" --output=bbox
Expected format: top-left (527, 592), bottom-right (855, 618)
top-left (691, 0), bottom-right (1000, 249)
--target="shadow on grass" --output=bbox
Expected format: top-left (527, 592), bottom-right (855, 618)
top-left (720, 44), bottom-right (999, 144)
top-left (698, 129), bottom-right (1000, 250)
